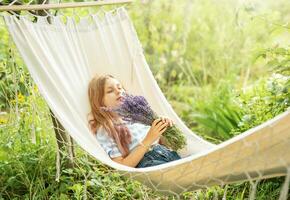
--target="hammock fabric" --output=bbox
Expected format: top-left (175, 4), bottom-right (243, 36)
top-left (3, 7), bottom-right (290, 194)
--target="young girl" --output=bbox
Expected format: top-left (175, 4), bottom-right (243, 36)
top-left (88, 74), bottom-right (181, 168)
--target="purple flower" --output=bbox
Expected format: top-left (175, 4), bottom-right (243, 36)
top-left (113, 93), bottom-right (157, 125)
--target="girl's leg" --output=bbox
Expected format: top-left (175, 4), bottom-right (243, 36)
top-left (136, 158), bottom-right (167, 168)
top-left (136, 145), bottom-right (181, 168)
top-left (154, 144), bottom-right (181, 161)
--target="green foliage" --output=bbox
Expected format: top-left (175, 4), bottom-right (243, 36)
top-left (232, 74), bottom-right (289, 135)
top-left (232, 46), bottom-right (290, 135)
top-left (256, 46), bottom-right (290, 90)
top-left (190, 82), bottom-right (244, 142)
top-left (0, 31), bottom-right (31, 111)
top-left (131, 0), bottom-right (290, 90)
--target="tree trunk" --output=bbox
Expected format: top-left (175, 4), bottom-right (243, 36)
top-left (50, 109), bottom-right (75, 169)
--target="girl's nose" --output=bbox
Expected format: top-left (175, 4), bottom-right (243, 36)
top-left (116, 88), bottom-right (122, 94)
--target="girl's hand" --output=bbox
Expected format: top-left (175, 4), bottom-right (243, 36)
top-left (159, 116), bottom-right (174, 127)
top-left (143, 118), bottom-right (169, 145)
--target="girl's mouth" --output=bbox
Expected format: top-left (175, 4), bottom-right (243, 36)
top-left (117, 96), bottom-right (124, 101)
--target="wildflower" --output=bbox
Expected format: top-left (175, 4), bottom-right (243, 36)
top-left (0, 118), bottom-right (7, 124)
top-left (17, 93), bottom-right (25, 103)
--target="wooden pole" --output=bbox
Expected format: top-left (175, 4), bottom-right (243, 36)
top-left (0, 0), bottom-right (132, 12)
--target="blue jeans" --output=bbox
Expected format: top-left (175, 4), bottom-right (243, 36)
top-left (136, 144), bottom-right (181, 168)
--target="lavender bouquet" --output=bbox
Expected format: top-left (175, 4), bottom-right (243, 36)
top-left (101, 93), bottom-right (187, 151)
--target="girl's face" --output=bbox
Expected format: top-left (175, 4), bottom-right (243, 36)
top-left (102, 78), bottom-right (125, 108)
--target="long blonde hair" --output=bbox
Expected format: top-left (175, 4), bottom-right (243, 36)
top-left (88, 74), bottom-right (132, 157)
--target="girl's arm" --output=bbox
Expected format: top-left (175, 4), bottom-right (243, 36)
top-left (111, 139), bottom-right (152, 168)
top-left (112, 119), bottom-right (169, 168)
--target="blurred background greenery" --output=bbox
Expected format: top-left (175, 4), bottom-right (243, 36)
top-left (0, 0), bottom-right (289, 199)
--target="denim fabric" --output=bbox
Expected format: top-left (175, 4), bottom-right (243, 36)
top-left (136, 144), bottom-right (181, 168)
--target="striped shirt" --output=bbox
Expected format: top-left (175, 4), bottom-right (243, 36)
top-left (96, 122), bottom-right (158, 158)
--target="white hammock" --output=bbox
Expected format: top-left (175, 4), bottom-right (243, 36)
top-left (3, 7), bottom-right (290, 194)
